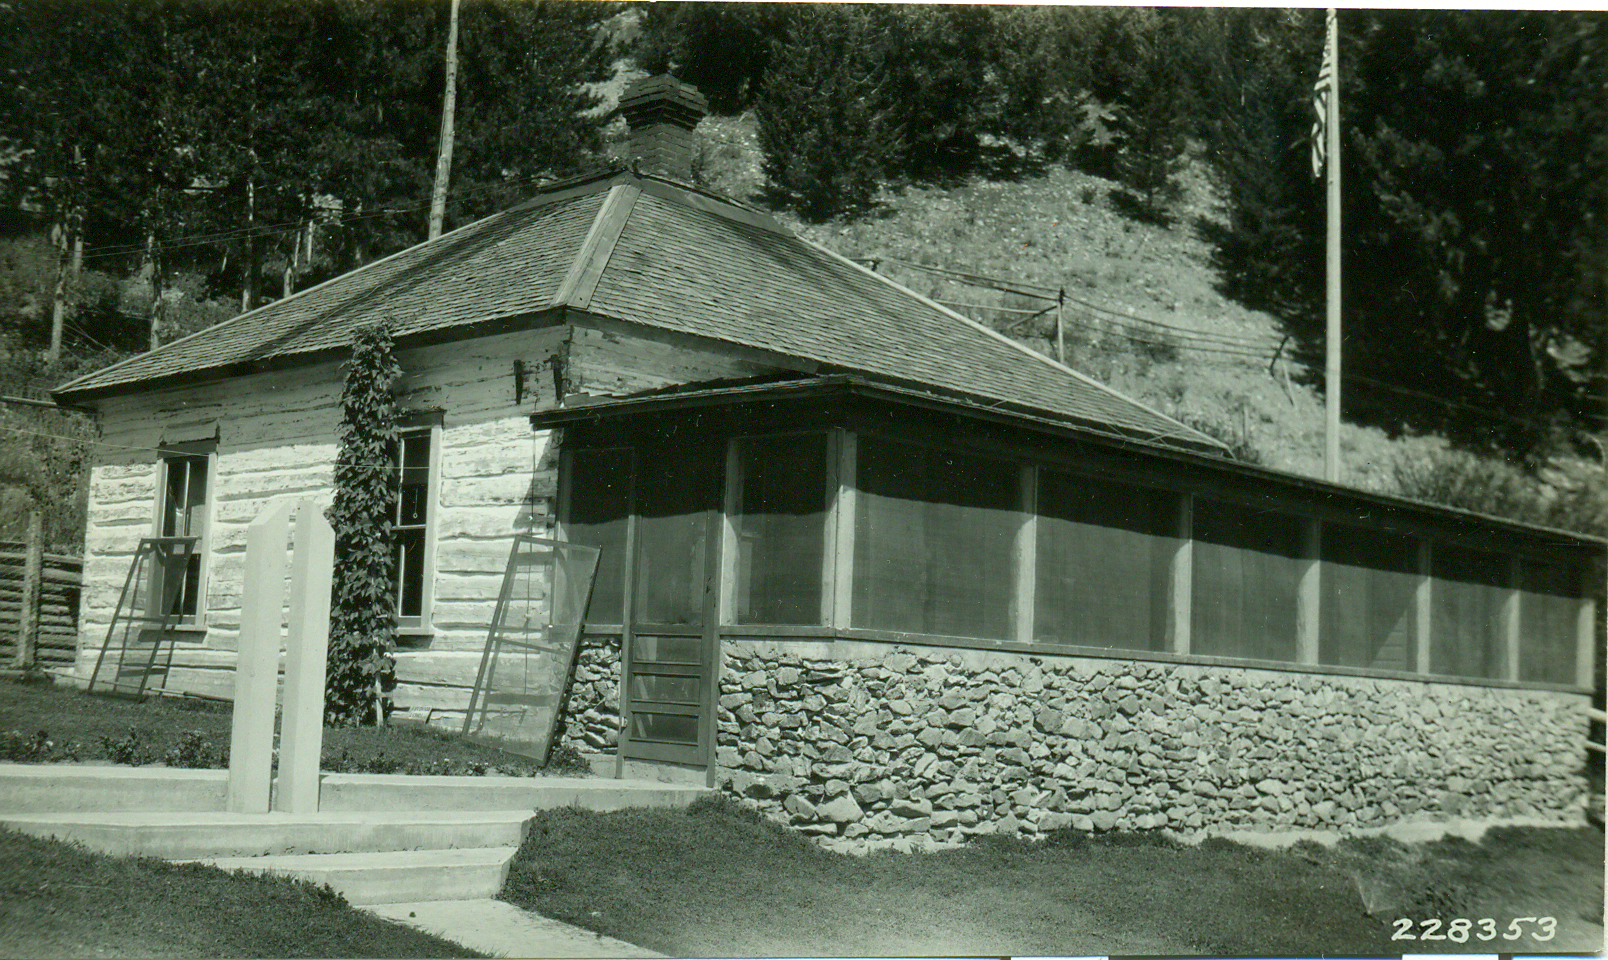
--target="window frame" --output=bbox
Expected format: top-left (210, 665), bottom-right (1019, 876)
top-left (719, 429), bottom-right (835, 629)
top-left (849, 430), bottom-right (1023, 641)
top-left (393, 415), bottom-right (442, 636)
top-left (151, 438), bottom-right (217, 631)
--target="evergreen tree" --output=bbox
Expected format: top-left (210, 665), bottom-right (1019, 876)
top-left (636, 2), bottom-right (789, 115)
top-left (1197, 9), bottom-right (1606, 448)
top-left (755, 7), bottom-right (902, 221)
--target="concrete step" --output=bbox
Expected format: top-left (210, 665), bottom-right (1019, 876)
top-left (0, 764), bottom-right (226, 813)
top-left (189, 846), bottom-right (519, 905)
top-left (314, 772), bottom-right (709, 813)
top-left (0, 763), bottom-right (710, 815)
top-left (0, 809), bottom-right (532, 859)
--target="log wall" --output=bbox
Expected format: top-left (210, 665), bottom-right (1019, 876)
top-left (76, 320), bottom-right (783, 721)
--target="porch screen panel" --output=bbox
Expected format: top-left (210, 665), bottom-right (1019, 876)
top-left (1429, 544), bottom-right (1504, 679)
top-left (853, 439), bottom-right (1017, 639)
top-left (565, 448), bottom-right (631, 624)
top-left (1320, 524), bottom-right (1416, 671)
top-left (1191, 500), bottom-right (1301, 661)
top-left (634, 448), bottom-right (715, 626)
top-left (732, 434), bottom-right (828, 625)
top-left (1035, 471), bottom-right (1173, 649)
top-left (1518, 559), bottom-right (1578, 684)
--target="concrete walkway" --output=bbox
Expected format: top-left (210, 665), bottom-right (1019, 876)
top-left (365, 899), bottom-right (665, 959)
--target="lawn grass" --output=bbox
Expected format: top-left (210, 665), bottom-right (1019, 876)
top-left (0, 676), bottom-right (589, 776)
top-left (502, 795), bottom-right (1606, 958)
top-left (0, 827), bottom-right (483, 959)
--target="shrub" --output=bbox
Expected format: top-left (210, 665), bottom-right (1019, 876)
top-left (162, 730), bottom-right (224, 769)
top-left (1390, 445), bottom-right (1607, 536)
top-left (543, 741), bottom-right (592, 776)
top-left (1178, 411), bottom-right (1263, 465)
top-left (98, 727), bottom-right (153, 766)
top-left (0, 729), bottom-right (53, 762)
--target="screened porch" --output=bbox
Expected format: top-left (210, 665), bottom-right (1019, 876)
top-left (550, 381), bottom-right (1596, 691)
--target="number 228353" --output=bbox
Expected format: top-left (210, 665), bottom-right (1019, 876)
top-left (1392, 917), bottom-right (1556, 942)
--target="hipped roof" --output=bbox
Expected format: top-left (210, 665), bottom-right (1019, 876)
top-left (55, 170), bottom-right (1224, 454)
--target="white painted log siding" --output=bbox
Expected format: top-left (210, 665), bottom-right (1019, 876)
top-left (76, 323), bottom-right (785, 713)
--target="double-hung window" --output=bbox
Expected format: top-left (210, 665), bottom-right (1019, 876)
top-left (155, 442), bottom-right (213, 626)
top-left (393, 424), bottom-right (439, 631)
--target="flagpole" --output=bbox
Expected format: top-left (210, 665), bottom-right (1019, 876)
top-left (1323, 8), bottom-right (1342, 484)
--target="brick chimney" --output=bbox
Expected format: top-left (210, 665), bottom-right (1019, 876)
top-left (619, 74), bottom-right (708, 182)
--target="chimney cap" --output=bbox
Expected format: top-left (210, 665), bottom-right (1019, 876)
top-left (620, 74), bottom-right (708, 130)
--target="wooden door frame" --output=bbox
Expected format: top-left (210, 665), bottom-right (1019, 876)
top-left (614, 444), bottom-right (723, 785)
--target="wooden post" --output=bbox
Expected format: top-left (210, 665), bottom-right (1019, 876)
top-left (1501, 557), bottom-right (1522, 682)
top-left (819, 431), bottom-right (840, 627)
top-left (1576, 572), bottom-right (1596, 690)
top-left (1415, 541), bottom-right (1433, 675)
top-left (15, 507), bottom-right (42, 670)
top-left (1013, 465), bottom-right (1037, 645)
top-left (1167, 494), bottom-right (1193, 655)
top-left (227, 499), bottom-right (292, 814)
top-left (719, 440), bottom-right (740, 626)
top-left (831, 430), bottom-right (857, 630)
top-left (1296, 519), bottom-right (1321, 664)
top-left (277, 502), bottom-right (334, 814)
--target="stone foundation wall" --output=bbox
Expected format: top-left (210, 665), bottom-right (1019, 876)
top-left (558, 634), bottom-right (623, 754)
top-left (715, 642), bottom-right (1588, 853)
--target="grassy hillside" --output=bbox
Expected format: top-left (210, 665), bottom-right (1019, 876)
top-left (696, 114), bottom-right (1590, 511)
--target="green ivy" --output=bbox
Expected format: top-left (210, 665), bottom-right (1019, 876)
top-left (325, 322), bottom-right (400, 726)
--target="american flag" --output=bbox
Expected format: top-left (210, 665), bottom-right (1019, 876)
top-left (1311, 9), bottom-right (1336, 178)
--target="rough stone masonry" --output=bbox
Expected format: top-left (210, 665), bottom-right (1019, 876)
top-left (714, 644), bottom-right (1587, 855)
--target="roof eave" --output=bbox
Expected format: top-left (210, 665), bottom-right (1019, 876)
top-left (535, 374), bottom-right (1606, 552)
top-left (54, 307), bottom-right (571, 406)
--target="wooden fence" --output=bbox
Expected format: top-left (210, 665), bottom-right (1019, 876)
top-left (0, 541), bottom-right (82, 670)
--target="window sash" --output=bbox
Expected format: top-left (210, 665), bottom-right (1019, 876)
top-left (156, 454), bottom-right (209, 623)
top-left (393, 428), bottom-right (435, 626)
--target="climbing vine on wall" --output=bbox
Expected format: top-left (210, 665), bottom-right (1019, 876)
top-left (326, 321), bottom-right (400, 726)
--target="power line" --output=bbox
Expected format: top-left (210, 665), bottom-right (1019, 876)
top-left (909, 256), bottom-right (1605, 432)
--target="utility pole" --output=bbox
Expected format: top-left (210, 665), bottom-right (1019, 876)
top-left (428, 0), bottom-right (461, 242)
top-left (1320, 8), bottom-right (1342, 484)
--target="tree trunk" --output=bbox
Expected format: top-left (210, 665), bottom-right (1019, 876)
top-left (427, 0), bottom-right (461, 241)
top-left (146, 225), bottom-right (163, 351)
top-left (48, 217), bottom-right (70, 367)
top-left (242, 178), bottom-right (258, 313)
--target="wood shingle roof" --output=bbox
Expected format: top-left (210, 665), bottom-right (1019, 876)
top-left (56, 170), bottom-right (1222, 453)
